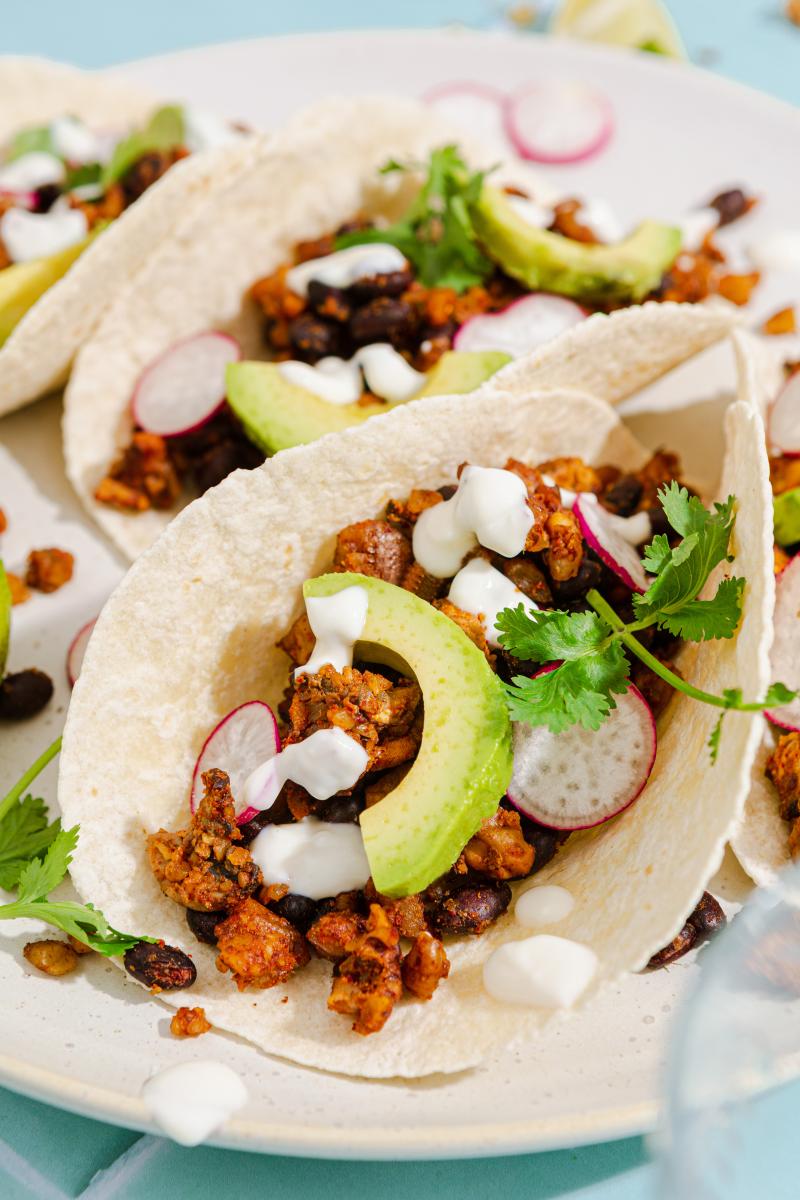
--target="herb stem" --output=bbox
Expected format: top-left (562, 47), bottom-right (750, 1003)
top-left (0, 735), bottom-right (62, 826)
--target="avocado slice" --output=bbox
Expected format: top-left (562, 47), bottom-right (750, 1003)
top-left (473, 185), bottom-right (682, 304)
top-left (0, 233), bottom-right (94, 347)
top-left (303, 572), bottom-right (513, 898)
top-left (775, 487), bottom-right (800, 547)
top-left (226, 349), bottom-right (510, 455)
top-left (0, 561), bottom-right (11, 677)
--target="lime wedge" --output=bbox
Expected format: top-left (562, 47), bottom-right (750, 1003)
top-left (550, 0), bottom-right (686, 58)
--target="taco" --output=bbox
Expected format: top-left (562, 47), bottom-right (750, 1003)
top-left (59, 334), bottom-right (775, 1078)
top-left (0, 56), bottom-right (254, 417)
top-left (730, 329), bottom-right (800, 885)
top-left (62, 93), bottom-right (745, 562)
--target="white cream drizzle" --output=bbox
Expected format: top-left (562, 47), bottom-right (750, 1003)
top-left (679, 207), bottom-right (718, 249)
top-left (515, 885), bottom-right (575, 928)
top-left (413, 465), bottom-right (534, 578)
top-left (243, 727), bottom-right (369, 814)
top-left (278, 343), bottom-right (425, 407)
top-left (49, 116), bottom-right (103, 165)
top-left (141, 1061), bottom-right (247, 1146)
top-left (607, 508), bottom-right (652, 546)
top-left (0, 151), bottom-right (65, 193)
top-left (295, 585), bottom-right (368, 678)
top-left (448, 558), bottom-right (537, 648)
top-left (483, 934), bottom-right (597, 1009)
top-left (286, 243), bottom-right (408, 298)
top-left (507, 195), bottom-right (551, 228)
top-left (250, 816), bottom-right (371, 900)
top-left (0, 205), bottom-right (87, 262)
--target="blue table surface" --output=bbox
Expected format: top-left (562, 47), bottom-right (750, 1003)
top-left (0, 2), bottom-right (797, 1197)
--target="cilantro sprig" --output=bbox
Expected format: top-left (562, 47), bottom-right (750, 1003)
top-left (0, 737), bottom-right (149, 955)
top-left (498, 484), bottom-right (795, 760)
top-left (336, 145), bottom-right (494, 292)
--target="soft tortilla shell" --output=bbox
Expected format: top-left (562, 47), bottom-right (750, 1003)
top-left (0, 56), bottom-right (258, 416)
top-left (62, 83), bottom-right (737, 561)
top-left (59, 371), bottom-right (771, 1078)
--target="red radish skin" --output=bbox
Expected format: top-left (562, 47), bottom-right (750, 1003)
top-left (574, 493), bottom-right (650, 593)
top-left (67, 618), bottom-right (97, 687)
top-left (132, 331), bottom-right (242, 438)
top-left (453, 293), bottom-right (586, 358)
top-left (423, 82), bottom-right (509, 148)
top-left (505, 81), bottom-right (614, 165)
top-left (0, 190), bottom-right (37, 210)
top-left (768, 372), bottom-right (800, 458)
top-left (507, 668), bottom-right (657, 830)
top-left (765, 554), bottom-right (800, 731)
top-left (190, 700), bottom-right (280, 820)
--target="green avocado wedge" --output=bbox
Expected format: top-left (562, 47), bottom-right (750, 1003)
top-left (303, 572), bottom-right (513, 898)
top-left (473, 185), bottom-right (682, 304)
top-left (0, 561), bottom-right (11, 677)
top-left (226, 349), bottom-right (510, 455)
top-left (0, 233), bottom-right (95, 347)
top-left (775, 487), bottom-right (800, 548)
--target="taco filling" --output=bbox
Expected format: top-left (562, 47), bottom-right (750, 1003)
top-left (0, 105), bottom-right (244, 345)
top-left (91, 145), bottom-right (760, 518)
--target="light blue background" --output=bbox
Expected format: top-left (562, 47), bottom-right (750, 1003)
top-left (0, 3), bottom-right (797, 1197)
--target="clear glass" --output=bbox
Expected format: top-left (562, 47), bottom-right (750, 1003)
top-left (658, 863), bottom-right (800, 1199)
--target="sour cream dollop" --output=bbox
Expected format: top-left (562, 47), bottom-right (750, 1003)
top-left (183, 108), bottom-right (245, 153)
top-left (483, 935), bottom-right (597, 1008)
top-left (49, 116), bottom-right (103, 165)
top-left (250, 816), bottom-right (371, 900)
top-left (0, 205), bottom-right (88, 262)
top-left (515, 885), bottom-right (575, 928)
top-left (278, 343), bottom-right (425, 407)
top-left (285, 243), bottom-right (409, 298)
top-left (0, 151), bottom-right (65, 193)
top-left (448, 557), bottom-right (537, 647)
top-left (244, 727), bottom-right (369, 814)
top-left (413, 465), bottom-right (534, 578)
top-left (295, 585), bottom-right (368, 678)
top-left (141, 1061), bottom-right (247, 1146)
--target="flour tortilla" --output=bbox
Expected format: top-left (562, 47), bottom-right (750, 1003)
top-left (0, 56), bottom-right (259, 417)
top-left (730, 329), bottom-right (792, 885)
top-left (62, 82), bottom-right (738, 561)
top-left (59, 360), bottom-right (773, 1078)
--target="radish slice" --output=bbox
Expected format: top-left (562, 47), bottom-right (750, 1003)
top-left (505, 81), bottom-right (614, 165)
top-left (453, 293), bottom-right (586, 358)
top-left (508, 672), bottom-right (656, 830)
top-left (574, 493), bottom-right (650, 593)
top-left (423, 82), bottom-right (509, 149)
top-left (190, 700), bottom-right (280, 821)
top-left (132, 332), bottom-right (242, 438)
top-left (765, 555), bottom-right (800, 732)
top-left (768, 372), bottom-right (800, 458)
top-left (67, 618), bottom-right (96, 687)
top-left (0, 189), bottom-right (37, 211)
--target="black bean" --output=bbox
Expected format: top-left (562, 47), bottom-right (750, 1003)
top-left (123, 941), bottom-right (197, 990)
top-left (0, 669), bottom-right (54, 720)
top-left (502, 558), bottom-right (553, 606)
top-left (647, 922), bottom-right (697, 969)
top-left (288, 312), bottom-right (343, 361)
top-left (601, 475), bottom-right (643, 517)
top-left (493, 650), bottom-right (539, 685)
top-left (688, 892), bottom-right (726, 938)
top-left (192, 439), bottom-right (263, 495)
top-left (349, 297), bottom-right (415, 348)
top-left (185, 909), bottom-right (225, 946)
top-left (307, 280), bottom-right (352, 322)
top-left (348, 267), bottom-right (414, 301)
top-left (515, 813), bottom-right (569, 874)
top-left (236, 808), bottom-right (278, 845)
top-left (646, 505), bottom-right (672, 540)
top-left (430, 882), bottom-right (511, 937)
top-left (272, 893), bottom-right (319, 934)
top-left (34, 184), bottom-right (61, 213)
top-left (549, 556), bottom-right (603, 603)
top-left (316, 793), bottom-right (361, 824)
top-left (438, 484), bottom-right (458, 501)
top-left (120, 151), bottom-right (172, 204)
top-left (709, 188), bottom-right (750, 227)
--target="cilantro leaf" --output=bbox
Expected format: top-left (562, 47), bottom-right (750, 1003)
top-left (655, 575), bottom-right (745, 641)
top-left (101, 105), bottom-right (185, 189)
top-left (762, 682), bottom-right (796, 709)
top-left (641, 533), bottom-right (672, 575)
top-left (708, 713), bottom-right (724, 763)
top-left (336, 145), bottom-right (494, 292)
top-left (15, 826), bottom-right (78, 903)
top-left (496, 605), bottom-right (611, 663)
top-left (0, 795), bottom-right (61, 891)
top-left (504, 640), bottom-right (630, 733)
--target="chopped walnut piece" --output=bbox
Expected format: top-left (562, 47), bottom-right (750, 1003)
top-left (328, 904), bottom-right (403, 1035)
top-left (504, 458), bottom-right (561, 554)
top-left (400, 561), bottom-right (447, 602)
top-left (94, 432), bottom-right (182, 512)
top-left (402, 932), bottom-right (450, 1000)
top-left (767, 733), bottom-right (800, 854)
top-left (23, 940), bottom-right (78, 976)
top-left (775, 544), bottom-right (791, 575)
top-left (307, 910), bottom-right (366, 961)
top-left (333, 519), bottom-right (412, 585)
top-left (170, 1006), bottom-right (212, 1038)
top-left (365, 879), bottom-right (428, 938)
top-left (763, 306), bottom-right (797, 336)
top-left (771, 455), bottom-right (800, 497)
top-left (277, 612), bottom-right (315, 666)
top-left (7, 572), bottom-right (30, 606)
top-left (461, 808), bottom-right (534, 880)
top-left (548, 199), bottom-right (600, 244)
top-left (545, 509), bottom-right (583, 582)
top-left (433, 598), bottom-right (495, 665)
top-left (716, 272), bottom-right (760, 306)
top-left (25, 548), bottom-right (74, 593)
top-left (0, 507), bottom-right (5, 533)
top-left (215, 897), bottom-right (309, 989)
top-left (67, 935), bottom-right (94, 956)
top-left (635, 450), bottom-right (682, 508)
top-left (146, 768), bottom-right (262, 912)
top-left (385, 488), bottom-right (442, 530)
top-left (538, 456), bottom-right (601, 494)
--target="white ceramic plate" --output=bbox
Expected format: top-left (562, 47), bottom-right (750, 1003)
top-left (1, 28), bottom-right (798, 1159)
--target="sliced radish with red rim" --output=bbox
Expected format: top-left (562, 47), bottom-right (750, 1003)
top-left (768, 372), bottom-right (800, 458)
top-left (67, 618), bottom-right (96, 687)
top-left (132, 331), bottom-right (242, 438)
top-left (765, 555), bottom-right (800, 732)
top-left (453, 293), bottom-right (586, 358)
top-left (190, 700), bottom-right (280, 822)
top-left (508, 670), bottom-right (656, 830)
top-left (573, 493), bottom-right (650, 593)
top-left (423, 82), bottom-right (509, 148)
top-left (505, 81), bottom-right (614, 165)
